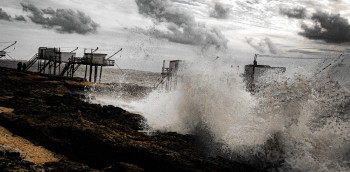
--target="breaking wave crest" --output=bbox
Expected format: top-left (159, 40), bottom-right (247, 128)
top-left (91, 55), bottom-right (350, 171)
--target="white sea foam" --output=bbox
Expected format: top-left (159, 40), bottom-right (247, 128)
top-left (90, 54), bottom-right (350, 171)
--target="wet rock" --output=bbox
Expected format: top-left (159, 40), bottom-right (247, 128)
top-left (0, 67), bottom-right (258, 171)
top-left (104, 162), bottom-right (144, 172)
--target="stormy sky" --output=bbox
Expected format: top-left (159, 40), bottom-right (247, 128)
top-left (0, 0), bottom-right (349, 72)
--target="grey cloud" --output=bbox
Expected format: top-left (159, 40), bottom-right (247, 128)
top-left (135, 0), bottom-right (228, 50)
top-left (317, 48), bottom-right (344, 53)
top-left (149, 26), bottom-right (227, 48)
top-left (14, 15), bottom-right (26, 21)
top-left (210, 2), bottom-right (231, 19)
top-left (21, 3), bottom-right (99, 35)
top-left (246, 37), bottom-right (280, 54)
top-left (299, 11), bottom-right (350, 43)
top-left (246, 37), bottom-right (266, 53)
top-left (171, 0), bottom-right (199, 6)
top-left (279, 6), bottom-right (307, 19)
top-left (0, 8), bottom-right (12, 21)
top-left (0, 8), bottom-right (26, 22)
top-left (289, 47), bottom-right (348, 54)
top-left (42, 7), bottom-right (55, 15)
top-left (264, 38), bottom-right (279, 54)
top-left (287, 49), bottom-right (320, 55)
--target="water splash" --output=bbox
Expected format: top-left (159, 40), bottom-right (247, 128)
top-left (90, 55), bottom-right (350, 171)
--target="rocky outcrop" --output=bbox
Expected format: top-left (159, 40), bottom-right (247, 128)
top-left (0, 144), bottom-right (92, 171)
top-left (0, 67), bottom-right (258, 171)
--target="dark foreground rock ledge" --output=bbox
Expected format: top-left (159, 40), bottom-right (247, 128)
top-left (0, 67), bottom-right (259, 171)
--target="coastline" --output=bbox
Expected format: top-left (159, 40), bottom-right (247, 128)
top-left (0, 66), bottom-right (257, 171)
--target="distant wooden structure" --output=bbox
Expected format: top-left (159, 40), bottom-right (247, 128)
top-left (34, 47), bottom-right (77, 76)
top-left (154, 55), bottom-right (286, 92)
top-left (154, 60), bottom-right (182, 90)
top-left (78, 49), bottom-right (115, 82)
top-left (24, 47), bottom-right (121, 83)
top-left (243, 54), bottom-right (286, 92)
top-left (0, 41), bottom-right (17, 59)
top-left (0, 51), bottom-right (5, 58)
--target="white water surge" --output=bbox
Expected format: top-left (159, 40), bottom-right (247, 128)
top-left (90, 54), bottom-right (350, 171)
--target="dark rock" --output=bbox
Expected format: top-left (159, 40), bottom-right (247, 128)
top-left (0, 67), bottom-right (259, 171)
top-left (104, 162), bottom-right (144, 172)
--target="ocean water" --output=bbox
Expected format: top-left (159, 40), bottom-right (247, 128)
top-left (88, 54), bottom-right (350, 171)
top-left (0, 60), bottom-right (160, 87)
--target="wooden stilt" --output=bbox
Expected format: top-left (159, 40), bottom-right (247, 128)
top-left (67, 63), bottom-right (69, 77)
top-left (53, 62), bottom-right (55, 75)
top-left (99, 66), bottom-right (103, 83)
top-left (94, 65), bottom-right (97, 83)
top-left (89, 64), bottom-right (92, 82)
top-left (85, 65), bottom-right (88, 81)
top-left (49, 61), bottom-right (51, 75)
top-left (37, 60), bottom-right (40, 73)
top-left (72, 63), bottom-right (75, 77)
top-left (43, 60), bottom-right (46, 74)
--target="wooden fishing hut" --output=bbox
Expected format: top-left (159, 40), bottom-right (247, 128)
top-left (155, 60), bottom-right (183, 90)
top-left (24, 47), bottom-right (120, 83)
top-left (243, 54), bottom-right (286, 92)
top-left (0, 51), bottom-right (5, 58)
top-left (31, 47), bottom-right (77, 75)
top-left (0, 41), bottom-right (17, 59)
top-left (78, 49), bottom-right (115, 83)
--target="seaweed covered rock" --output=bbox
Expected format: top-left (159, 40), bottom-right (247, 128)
top-left (0, 67), bottom-right (257, 171)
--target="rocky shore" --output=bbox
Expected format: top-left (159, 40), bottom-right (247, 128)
top-left (0, 67), bottom-right (259, 171)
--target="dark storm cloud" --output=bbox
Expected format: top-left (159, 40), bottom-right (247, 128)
top-left (210, 2), bottom-right (231, 19)
top-left (0, 8), bottom-right (12, 21)
top-left (135, 0), bottom-right (228, 49)
top-left (21, 3), bottom-right (99, 35)
top-left (14, 15), bottom-right (26, 21)
top-left (299, 11), bottom-right (350, 43)
top-left (42, 7), bottom-right (55, 15)
top-left (279, 6), bottom-right (307, 19)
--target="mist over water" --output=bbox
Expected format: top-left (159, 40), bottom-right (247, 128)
top-left (90, 54), bottom-right (350, 171)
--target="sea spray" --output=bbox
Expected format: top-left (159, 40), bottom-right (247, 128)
top-left (89, 54), bottom-right (350, 171)
top-left (251, 73), bottom-right (350, 171)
